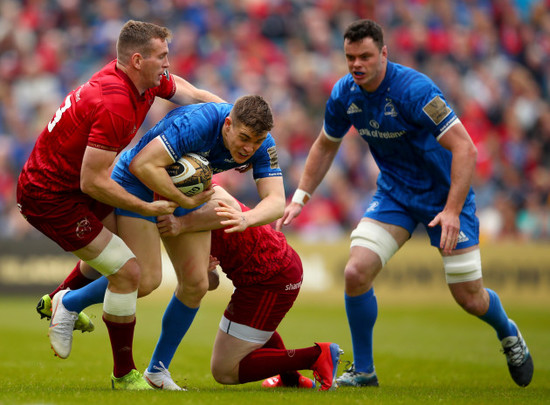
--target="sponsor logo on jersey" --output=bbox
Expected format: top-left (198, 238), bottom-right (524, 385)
top-left (267, 146), bottom-right (279, 169)
top-left (358, 128), bottom-right (406, 139)
top-left (285, 281), bottom-right (302, 291)
top-left (369, 120), bottom-right (380, 129)
top-left (384, 99), bottom-right (398, 117)
top-left (347, 103), bottom-right (362, 114)
top-left (422, 96), bottom-right (451, 125)
top-left (457, 231), bottom-right (469, 243)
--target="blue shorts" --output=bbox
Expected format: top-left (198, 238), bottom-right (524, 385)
top-left (363, 189), bottom-right (479, 249)
top-left (112, 163), bottom-right (201, 223)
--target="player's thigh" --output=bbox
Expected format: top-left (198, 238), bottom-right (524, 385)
top-left (117, 214), bottom-right (162, 294)
top-left (211, 329), bottom-right (263, 378)
top-left (348, 218), bottom-right (409, 270)
top-left (162, 230), bottom-right (211, 284)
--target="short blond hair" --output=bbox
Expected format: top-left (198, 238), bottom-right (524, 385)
top-left (116, 20), bottom-right (172, 64)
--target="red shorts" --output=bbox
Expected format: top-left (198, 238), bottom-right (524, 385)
top-left (223, 249), bottom-right (303, 332)
top-left (17, 192), bottom-right (112, 252)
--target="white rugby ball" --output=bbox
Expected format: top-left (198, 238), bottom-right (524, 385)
top-left (165, 153), bottom-right (212, 196)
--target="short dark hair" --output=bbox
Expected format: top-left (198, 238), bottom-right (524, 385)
top-left (117, 20), bottom-right (172, 63)
top-left (231, 95), bottom-right (274, 134)
top-left (344, 19), bottom-right (384, 51)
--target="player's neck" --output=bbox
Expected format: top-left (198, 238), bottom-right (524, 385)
top-left (116, 61), bottom-right (145, 95)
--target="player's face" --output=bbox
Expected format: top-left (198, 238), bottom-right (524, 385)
top-left (222, 117), bottom-right (267, 164)
top-left (140, 38), bottom-right (170, 89)
top-left (344, 37), bottom-right (387, 92)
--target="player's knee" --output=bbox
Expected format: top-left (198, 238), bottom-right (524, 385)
top-left (456, 294), bottom-right (487, 315)
top-left (176, 275), bottom-right (208, 303)
top-left (211, 363), bottom-right (238, 385)
top-left (115, 258), bottom-right (141, 291)
top-left (344, 262), bottom-right (370, 288)
top-left (452, 286), bottom-right (488, 316)
top-left (138, 270), bottom-right (162, 297)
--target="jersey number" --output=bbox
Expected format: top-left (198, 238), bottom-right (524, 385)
top-left (48, 95), bottom-right (72, 132)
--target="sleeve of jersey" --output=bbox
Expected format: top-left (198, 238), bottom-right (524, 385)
top-left (154, 70), bottom-right (177, 100)
top-left (251, 135), bottom-right (282, 180)
top-left (158, 106), bottom-right (218, 161)
top-left (406, 80), bottom-right (459, 138)
top-left (88, 106), bottom-right (132, 152)
top-left (323, 80), bottom-right (352, 140)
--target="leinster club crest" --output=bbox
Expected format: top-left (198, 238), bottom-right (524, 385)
top-left (384, 99), bottom-right (398, 117)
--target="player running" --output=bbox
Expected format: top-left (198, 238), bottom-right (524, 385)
top-left (19, 20), bottom-right (222, 389)
top-left (277, 19), bottom-right (534, 388)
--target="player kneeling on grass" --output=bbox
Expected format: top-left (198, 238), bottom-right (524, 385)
top-left (143, 184), bottom-right (342, 391)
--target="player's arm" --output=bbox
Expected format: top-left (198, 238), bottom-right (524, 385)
top-left (171, 74), bottom-right (225, 105)
top-left (129, 137), bottom-right (214, 209)
top-left (276, 129), bottom-right (341, 230)
top-left (157, 186), bottom-right (240, 236)
top-left (80, 146), bottom-right (177, 217)
top-left (221, 175), bottom-right (285, 233)
top-left (428, 122), bottom-right (478, 253)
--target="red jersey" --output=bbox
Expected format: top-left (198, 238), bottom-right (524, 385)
top-left (18, 60), bottom-right (176, 200)
top-left (210, 202), bottom-right (295, 287)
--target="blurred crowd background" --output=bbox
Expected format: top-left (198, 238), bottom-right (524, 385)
top-left (1, 0), bottom-right (550, 244)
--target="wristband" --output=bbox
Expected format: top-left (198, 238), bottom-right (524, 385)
top-left (291, 189), bottom-right (311, 206)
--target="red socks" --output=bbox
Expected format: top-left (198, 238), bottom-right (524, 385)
top-left (103, 316), bottom-right (137, 378)
top-left (49, 262), bottom-right (94, 298)
top-left (238, 332), bottom-right (321, 384)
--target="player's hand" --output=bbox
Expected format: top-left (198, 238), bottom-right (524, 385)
top-left (157, 214), bottom-right (183, 237)
top-left (178, 186), bottom-right (215, 209)
top-left (215, 201), bottom-right (248, 233)
top-left (207, 255), bottom-right (220, 291)
top-left (428, 210), bottom-right (461, 254)
top-left (208, 255), bottom-right (220, 271)
top-left (275, 202), bottom-right (302, 232)
top-left (142, 200), bottom-right (178, 216)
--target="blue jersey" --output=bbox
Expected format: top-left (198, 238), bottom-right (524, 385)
top-left (116, 102), bottom-right (282, 184)
top-left (324, 61), bottom-right (475, 211)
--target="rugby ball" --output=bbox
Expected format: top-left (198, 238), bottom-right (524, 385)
top-left (165, 153), bottom-right (212, 196)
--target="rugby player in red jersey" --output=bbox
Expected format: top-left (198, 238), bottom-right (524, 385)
top-left (16, 20), bottom-right (222, 389)
top-left (145, 184), bottom-right (342, 391)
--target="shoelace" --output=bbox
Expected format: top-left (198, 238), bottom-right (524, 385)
top-left (341, 361), bottom-right (356, 375)
top-left (503, 338), bottom-right (526, 366)
top-left (152, 361), bottom-right (172, 378)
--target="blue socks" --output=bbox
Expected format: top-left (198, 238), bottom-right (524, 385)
top-left (345, 288), bottom-right (377, 374)
top-left (478, 288), bottom-right (516, 340)
top-left (147, 294), bottom-right (199, 372)
top-left (62, 276), bottom-right (108, 313)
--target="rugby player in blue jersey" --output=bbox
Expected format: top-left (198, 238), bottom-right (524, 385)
top-left (277, 19), bottom-right (533, 388)
top-left (45, 95), bottom-right (287, 389)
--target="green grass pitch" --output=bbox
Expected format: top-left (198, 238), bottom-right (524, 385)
top-left (1, 284), bottom-right (549, 405)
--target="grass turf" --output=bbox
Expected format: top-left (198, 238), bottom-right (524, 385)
top-left (1, 285), bottom-right (549, 405)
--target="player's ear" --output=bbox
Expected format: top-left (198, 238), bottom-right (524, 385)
top-left (130, 53), bottom-right (144, 69)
